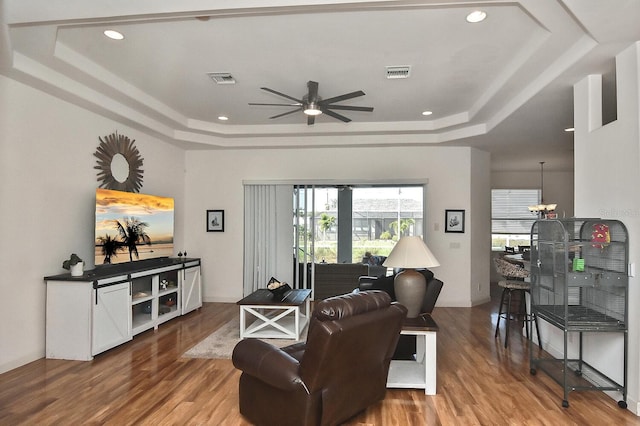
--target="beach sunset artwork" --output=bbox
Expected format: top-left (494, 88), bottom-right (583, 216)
top-left (95, 188), bottom-right (174, 265)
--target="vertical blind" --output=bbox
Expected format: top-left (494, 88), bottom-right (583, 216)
top-left (491, 189), bottom-right (540, 234)
top-left (244, 184), bottom-right (296, 296)
top-left (243, 185), bottom-right (278, 295)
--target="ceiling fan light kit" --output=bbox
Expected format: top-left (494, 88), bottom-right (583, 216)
top-left (249, 80), bottom-right (373, 125)
top-left (303, 101), bottom-right (322, 116)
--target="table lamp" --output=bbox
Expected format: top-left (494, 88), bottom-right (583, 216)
top-left (383, 236), bottom-right (440, 318)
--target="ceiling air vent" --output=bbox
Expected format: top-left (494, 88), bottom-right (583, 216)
top-left (207, 72), bottom-right (236, 85)
top-left (385, 65), bottom-right (411, 79)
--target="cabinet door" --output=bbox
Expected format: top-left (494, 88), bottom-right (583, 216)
top-left (92, 282), bottom-right (132, 355)
top-left (181, 266), bottom-right (202, 314)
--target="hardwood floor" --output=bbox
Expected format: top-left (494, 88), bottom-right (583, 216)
top-left (1, 295), bottom-right (639, 425)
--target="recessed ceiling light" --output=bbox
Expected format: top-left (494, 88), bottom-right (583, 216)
top-left (564, 127), bottom-right (575, 132)
top-left (218, 116), bottom-right (229, 121)
top-left (422, 111), bottom-right (433, 116)
top-left (466, 10), bottom-right (487, 23)
top-left (103, 30), bottom-right (124, 40)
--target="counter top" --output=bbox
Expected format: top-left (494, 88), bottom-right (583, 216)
top-left (45, 257), bottom-right (200, 282)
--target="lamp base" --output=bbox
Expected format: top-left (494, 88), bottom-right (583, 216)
top-left (394, 269), bottom-right (426, 318)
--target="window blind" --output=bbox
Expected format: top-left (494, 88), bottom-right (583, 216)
top-left (491, 189), bottom-right (540, 234)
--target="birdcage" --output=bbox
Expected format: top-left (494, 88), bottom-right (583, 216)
top-left (529, 218), bottom-right (628, 409)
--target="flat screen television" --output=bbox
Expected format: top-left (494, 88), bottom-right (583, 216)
top-left (95, 188), bottom-right (174, 265)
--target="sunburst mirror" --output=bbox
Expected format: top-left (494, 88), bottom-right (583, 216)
top-left (94, 132), bottom-right (144, 193)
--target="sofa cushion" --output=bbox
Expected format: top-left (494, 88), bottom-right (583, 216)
top-left (371, 274), bottom-right (396, 299)
top-left (418, 268), bottom-right (434, 282)
top-left (422, 279), bottom-right (443, 314)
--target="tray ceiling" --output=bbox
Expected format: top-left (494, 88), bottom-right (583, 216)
top-left (2, 0), bottom-right (640, 171)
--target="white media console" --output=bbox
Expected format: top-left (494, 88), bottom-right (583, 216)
top-left (45, 257), bottom-right (201, 361)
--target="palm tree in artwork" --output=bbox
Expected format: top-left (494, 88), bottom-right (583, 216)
top-left (115, 217), bottom-right (152, 261)
top-left (97, 234), bottom-right (125, 264)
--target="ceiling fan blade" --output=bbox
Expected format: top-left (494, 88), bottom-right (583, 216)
top-left (322, 108), bottom-right (351, 123)
top-left (325, 105), bottom-right (374, 112)
top-left (307, 114), bottom-right (316, 126)
top-left (321, 90), bottom-right (365, 105)
top-left (307, 81), bottom-right (319, 102)
top-left (269, 108), bottom-right (302, 119)
top-left (249, 102), bottom-right (302, 107)
top-left (260, 87), bottom-right (303, 103)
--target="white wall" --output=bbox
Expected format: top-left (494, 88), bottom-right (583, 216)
top-left (0, 75), bottom-right (186, 373)
top-left (470, 149), bottom-right (492, 305)
top-left (572, 41), bottom-right (640, 412)
top-left (184, 146), bottom-right (490, 308)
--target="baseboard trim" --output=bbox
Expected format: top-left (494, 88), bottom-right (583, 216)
top-left (0, 350), bottom-right (44, 375)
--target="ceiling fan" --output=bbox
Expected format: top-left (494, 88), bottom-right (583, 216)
top-left (249, 80), bottom-right (374, 125)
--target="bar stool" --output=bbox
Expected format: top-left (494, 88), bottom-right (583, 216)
top-left (493, 257), bottom-right (541, 349)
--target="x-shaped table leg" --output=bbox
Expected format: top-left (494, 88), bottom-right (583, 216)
top-left (239, 305), bottom-right (299, 339)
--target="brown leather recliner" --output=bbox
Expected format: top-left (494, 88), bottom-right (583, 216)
top-left (232, 290), bottom-right (407, 426)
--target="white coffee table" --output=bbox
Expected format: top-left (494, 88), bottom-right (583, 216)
top-left (237, 289), bottom-right (312, 340)
top-left (387, 314), bottom-right (439, 395)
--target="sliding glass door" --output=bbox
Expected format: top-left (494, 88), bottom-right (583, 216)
top-left (351, 186), bottom-right (423, 262)
top-left (293, 184), bottom-right (424, 298)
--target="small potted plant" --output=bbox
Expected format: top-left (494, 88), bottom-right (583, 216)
top-left (62, 253), bottom-right (84, 277)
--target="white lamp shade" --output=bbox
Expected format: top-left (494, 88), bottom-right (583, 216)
top-left (383, 236), bottom-right (440, 269)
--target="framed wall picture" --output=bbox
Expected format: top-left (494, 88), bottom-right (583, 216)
top-left (207, 210), bottom-right (225, 232)
top-left (445, 209), bottom-right (465, 233)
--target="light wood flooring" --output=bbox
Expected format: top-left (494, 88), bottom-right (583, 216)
top-left (1, 292), bottom-right (639, 425)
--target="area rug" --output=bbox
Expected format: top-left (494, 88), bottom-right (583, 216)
top-left (182, 317), bottom-right (308, 359)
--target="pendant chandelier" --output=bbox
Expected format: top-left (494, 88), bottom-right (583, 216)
top-left (528, 161), bottom-right (557, 218)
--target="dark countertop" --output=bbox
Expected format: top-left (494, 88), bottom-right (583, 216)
top-left (45, 257), bottom-right (200, 282)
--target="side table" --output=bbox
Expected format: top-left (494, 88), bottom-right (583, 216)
top-left (386, 313), bottom-right (439, 395)
top-left (237, 289), bottom-right (312, 340)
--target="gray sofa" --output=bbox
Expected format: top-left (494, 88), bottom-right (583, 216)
top-left (313, 263), bottom-right (369, 300)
